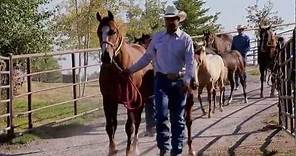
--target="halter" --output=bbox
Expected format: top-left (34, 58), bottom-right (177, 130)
top-left (101, 31), bottom-right (124, 60)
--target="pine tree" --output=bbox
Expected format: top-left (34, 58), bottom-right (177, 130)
top-left (174, 0), bottom-right (220, 36)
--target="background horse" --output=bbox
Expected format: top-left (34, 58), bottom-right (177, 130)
top-left (184, 45), bottom-right (226, 156)
top-left (203, 31), bottom-right (248, 104)
top-left (258, 25), bottom-right (278, 97)
top-left (96, 11), bottom-right (154, 156)
top-left (203, 30), bottom-right (233, 54)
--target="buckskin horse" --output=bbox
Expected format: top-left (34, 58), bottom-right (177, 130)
top-left (258, 25), bottom-right (278, 97)
top-left (96, 11), bottom-right (154, 156)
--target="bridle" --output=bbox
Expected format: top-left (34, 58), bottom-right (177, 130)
top-left (100, 28), bottom-right (124, 64)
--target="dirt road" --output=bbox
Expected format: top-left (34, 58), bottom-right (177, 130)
top-left (1, 75), bottom-right (296, 156)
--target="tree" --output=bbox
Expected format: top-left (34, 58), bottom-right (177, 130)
top-left (52, 0), bottom-right (121, 50)
top-left (31, 57), bottom-right (62, 83)
top-left (123, 0), bottom-right (165, 40)
top-left (0, 0), bottom-right (53, 55)
top-left (174, 0), bottom-right (220, 36)
top-left (246, 0), bottom-right (284, 28)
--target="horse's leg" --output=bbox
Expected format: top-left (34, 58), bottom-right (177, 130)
top-left (212, 88), bottom-right (216, 114)
top-left (270, 74), bottom-right (276, 97)
top-left (132, 106), bottom-right (143, 156)
top-left (207, 85), bottom-right (213, 118)
top-left (198, 87), bottom-right (206, 115)
top-left (219, 79), bottom-right (224, 111)
top-left (185, 92), bottom-right (196, 156)
top-left (103, 98), bottom-right (118, 155)
top-left (125, 111), bottom-right (134, 156)
top-left (239, 71), bottom-right (248, 103)
top-left (260, 66), bottom-right (265, 98)
top-left (227, 70), bottom-right (235, 105)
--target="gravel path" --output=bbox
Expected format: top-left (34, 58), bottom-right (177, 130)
top-left (1, 76), bottom-right (296, 156)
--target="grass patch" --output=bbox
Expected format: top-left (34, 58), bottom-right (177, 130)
top-left (246, 66), bottom-right (260, 76)
top-left (9, 133), bottom-right (40, 144)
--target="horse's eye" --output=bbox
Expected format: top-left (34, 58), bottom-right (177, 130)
top-left (108, 30), bottom-right (116, 35)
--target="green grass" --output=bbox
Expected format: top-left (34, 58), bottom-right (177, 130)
top-left (246, 66), bottom-right (260, 76)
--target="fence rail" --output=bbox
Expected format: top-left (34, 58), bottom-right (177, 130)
top-left (1, 49), bottom-right (102, 137)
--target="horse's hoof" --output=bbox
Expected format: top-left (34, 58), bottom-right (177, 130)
top-left (208, 113), bottom-right (211, 118)
top-left (244, 98), bottom-right (248, 104)
top-left (228, 98), bottom-right (233, 104)
top-left (202, 109), bottom-right (207, 116)
top-left (220, 107), bottom-right (223, 112)
top-left (108, 143), bottom-right (117, 155)
top-left (270, 93), bottom-right (275, 98)
top-left (212, 109), bottom-right (215, 114)
top-left (108, 149), bottom-right (118, 156)
top-left (188, 150), bottom-right (196, 156)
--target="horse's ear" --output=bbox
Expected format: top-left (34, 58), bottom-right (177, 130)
top-left (108, 10), bottom-right (114, 20)
top-left (96, 12), bottom-right (102, 22)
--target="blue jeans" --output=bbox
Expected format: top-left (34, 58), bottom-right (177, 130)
top-left (154, 72), bottom-right (187, 155)
top-left (145, 96), bottom-right (156, 130)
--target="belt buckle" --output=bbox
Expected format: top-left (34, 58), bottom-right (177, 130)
top-left (167, 73), bottom-right (179, 81)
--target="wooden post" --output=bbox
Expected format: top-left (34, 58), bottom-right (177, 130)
top-left (27, 58), bottom-right (32, 129)
top-left (71, 53), bottom-right (77, 115)
top-left (7, 53), bottom-right (14, 137)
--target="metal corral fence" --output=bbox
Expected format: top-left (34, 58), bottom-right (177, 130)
top-left (277, 28), bottom-right (296, 137)
top-left (0, 49), bottom-right (102, 137)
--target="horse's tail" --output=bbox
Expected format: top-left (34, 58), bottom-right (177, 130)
top-left (232, 50), bottom-right (245, 71)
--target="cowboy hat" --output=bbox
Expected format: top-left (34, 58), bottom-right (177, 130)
top-left (236, 24), bottom-right (247, 30)
top-left (161, 5), bottom-right (187, 22)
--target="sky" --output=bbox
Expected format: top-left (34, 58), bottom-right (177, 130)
top-left (49, 0), bottom-right (295, 32)
top-left (49, 0), bottom-right (296, 74)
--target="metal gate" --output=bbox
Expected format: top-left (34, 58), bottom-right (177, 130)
top-left (0, 54), bottom-right (14, 137)
top-left (277, 27), bottom-right (296, 137)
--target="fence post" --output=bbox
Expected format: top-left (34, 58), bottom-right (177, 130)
top-left (27, 58), bottom-right (32, 129)
top-left (71, 53), bottom-right (77, 115)
top-left (293, 27), bottom-right (296, 137)
top-left (7, 53), bottom-right (14, 138)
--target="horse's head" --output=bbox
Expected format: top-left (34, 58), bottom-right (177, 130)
top-left (96, 11), bottom-right (123, 63)
top-left (203, 30), bottom-right (215, 47)
top-left (259, 25), bottom-right (277, 57)
top-left (193, 43), bottom-right (206, 65)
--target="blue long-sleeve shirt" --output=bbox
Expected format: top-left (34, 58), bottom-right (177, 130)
top-left (231, 34), bottom-right (250, 58)
top-left (128, 28), bottom-right (195, 85)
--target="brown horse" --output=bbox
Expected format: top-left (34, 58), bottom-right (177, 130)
top-left (96, 11), bottom-right (154, 156)
top-left (203, 31), bottom-right (247, 104)
top-left (258, 25), bottom-right (278, 97)
top-left (219, 50), bottom-right (248, 104)
top-left (203, 30), bottom-right (233, 54)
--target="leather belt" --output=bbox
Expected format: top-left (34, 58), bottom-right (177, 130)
top-left (156, 72), bottom-right (184, 81)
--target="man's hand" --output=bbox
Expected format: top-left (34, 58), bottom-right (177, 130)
top-left (181, 82), bottom-right (191, 94)
top-left (121, 69), bottom-right (131, 78)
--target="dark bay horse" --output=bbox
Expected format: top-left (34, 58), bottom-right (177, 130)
top-left (96, 11), bottom-right (154, 155)
top-left (203, 32), bottom-right (247, 104)
top-left (258, 26), bottom-right (278, 97)
top-left (203, 30), bottom-right (233, 54)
